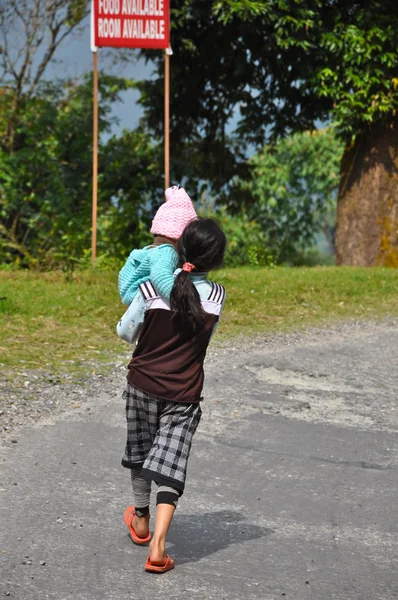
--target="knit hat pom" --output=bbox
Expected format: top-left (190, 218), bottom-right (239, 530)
top-left (165, 185), bottom-right (179, 202)
top-left (150, 186), bottom-right (197, 240)
top-left (164, 185), bottom-right (192, 205)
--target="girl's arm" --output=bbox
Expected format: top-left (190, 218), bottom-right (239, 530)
top-left (210, 293), bottom-right (226, 340)
top-left (196, 279), bottom-right (226, 341)
top-left (116, 290), bottom-right (146, 344)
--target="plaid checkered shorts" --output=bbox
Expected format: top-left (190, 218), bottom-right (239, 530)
top-left (121, 384), bottom-right (202, 493)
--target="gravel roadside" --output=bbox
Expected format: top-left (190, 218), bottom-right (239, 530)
top-left (1, 318), bottom-right (398, 441)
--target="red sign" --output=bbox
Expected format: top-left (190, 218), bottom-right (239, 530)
top-left (93, 0), bottom-right (169, 49)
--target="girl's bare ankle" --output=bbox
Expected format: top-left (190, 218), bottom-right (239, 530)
top-left (149, 539), bottom-right (166, 561)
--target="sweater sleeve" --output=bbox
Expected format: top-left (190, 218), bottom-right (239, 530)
top-left (149, 245), bottom-right (178, 300)
top-left (118, 252), bottom-right (139, 305)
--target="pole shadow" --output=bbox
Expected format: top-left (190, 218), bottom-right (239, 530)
top-left (167, 510), bottom-right (273, 565)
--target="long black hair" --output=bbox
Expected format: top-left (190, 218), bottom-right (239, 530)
top-left (170, 218), bottom-right (227, 331)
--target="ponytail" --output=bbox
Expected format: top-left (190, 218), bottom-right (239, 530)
top-left (170, 218), bottom-right (227, 331)
top-left (170, 271), bottom-right (206, 331)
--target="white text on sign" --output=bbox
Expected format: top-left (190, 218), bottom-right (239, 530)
top-left (98, 0), bottom-right (165, 16)
top-left (98, 18), bottom-right (165, 39)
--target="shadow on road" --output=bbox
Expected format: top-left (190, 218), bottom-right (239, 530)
top-left (167, 510), bottom-right (273, 565)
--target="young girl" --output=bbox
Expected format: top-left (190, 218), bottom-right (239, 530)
top-left (118, 218), bottom-right (227, 573)
top-left (118, 185), bottom-right (197, 306)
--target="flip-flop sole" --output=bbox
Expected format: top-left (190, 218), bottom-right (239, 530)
top-left (124, 505), bottom-right (151, 545)
top-left (145, 555), bottom-right (175, 574)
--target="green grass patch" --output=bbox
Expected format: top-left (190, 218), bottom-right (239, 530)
top-left (0, 270), bottom-right (122, 375)
top-left (216, 266), bottom-right (398, 336)
top-left (0, 267), bottom-right (397, 374)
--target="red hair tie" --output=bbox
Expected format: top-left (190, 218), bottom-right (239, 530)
top-left (182, 262), bottom-right (196, 272)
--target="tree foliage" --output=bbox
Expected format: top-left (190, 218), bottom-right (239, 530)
top-left (0, 1), bottom-right (164, 268)
top-left (0, 0), bottom-right (90, 154)
top-left (198, 205), bottom-right (275, 267)
top-left (0, 0), bottom-right (89, 94)
top-left (231, 128), bottom-right (344, 261)
top-left (137, 0), bottom-right (398, 192)
top-left (0, 75), bottom-right (162, 267)
top-left (2, 1), bottom-right (397, 268)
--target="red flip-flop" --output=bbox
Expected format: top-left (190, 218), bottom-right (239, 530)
top-left (124, 505), bottom-right (151, 545)
top-left (145, 554), bottom-right (175, 574)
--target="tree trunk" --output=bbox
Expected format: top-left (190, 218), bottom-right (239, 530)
top-left (336, 119), bottom-right (398, 267)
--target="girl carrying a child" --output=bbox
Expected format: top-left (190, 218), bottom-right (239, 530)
top-left (117, 217), bottom-right (227, 573)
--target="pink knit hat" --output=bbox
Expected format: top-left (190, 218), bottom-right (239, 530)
top-left (150, 186), bottom-right (197, 239)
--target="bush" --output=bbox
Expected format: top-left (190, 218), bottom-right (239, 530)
top-left (199, 206), bottom-right (276, 267)
top-left (229, 128), bottom-right (343, 262)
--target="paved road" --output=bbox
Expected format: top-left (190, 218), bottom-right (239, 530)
top-left (1, 323), bottom-right (398, 600)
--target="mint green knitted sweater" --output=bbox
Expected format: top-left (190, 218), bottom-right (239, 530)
top-left (118, 244), bottom-right (178, 305)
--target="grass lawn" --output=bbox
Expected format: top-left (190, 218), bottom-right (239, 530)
top-left (0, 267), bottom-right (397, 375)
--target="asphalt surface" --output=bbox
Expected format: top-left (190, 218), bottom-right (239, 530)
top-left (1, 322), bottom-right (398, 600)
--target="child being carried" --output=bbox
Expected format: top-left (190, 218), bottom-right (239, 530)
top-left (117, 185), bottom-right (197, 343)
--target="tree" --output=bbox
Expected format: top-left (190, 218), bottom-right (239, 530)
top-left (137, 0), bottom-right (398, 266)
top-left (98, 127), bottom-right (163, 260)
top-left (232, 128), bottom-right (344, 261)
top-left (0, 0), bottom-right (89, 151)
top-left (0, 0), bottom-right (88, 91)
top-left (0, 1), bottom-right (164, 267)
top-left (0, 75), bottom-right (162, 267)
top-left (0, 0), bottom-right (92, 265)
